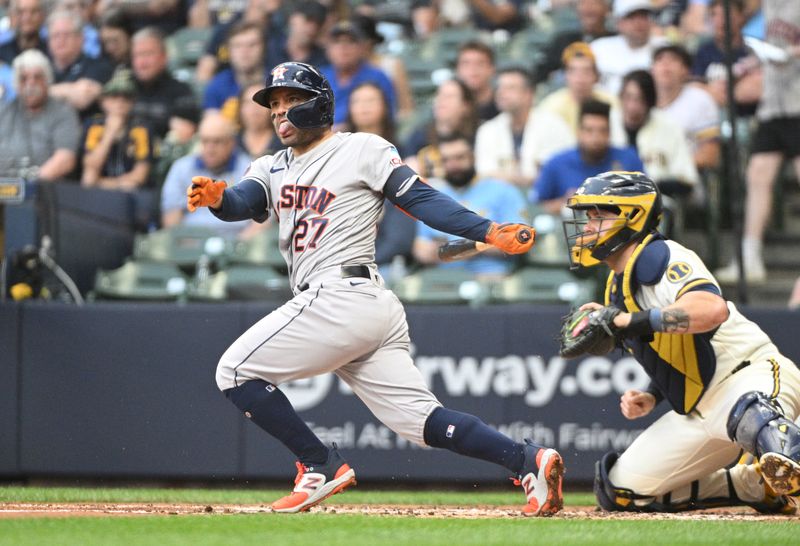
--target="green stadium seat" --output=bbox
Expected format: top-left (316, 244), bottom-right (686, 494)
top-left (503, 28), bottom-right (552, 65)
top-left (133, 225), bottom-right (229, 268)
top-left (491, 267), bottom-right (595, 304)
top-left (525, 208), bottom-right (570, 268)
top-left (226, 224), bottom-right (286, 272)
top-left (392, 267), bottom-right (490, 305)
top-left (187, 265), bottom-right (292, 302)
top-left (418, 28), bottom-right (483, 63)
top-left (93, 261), bottom-right (188, 301)
top-left (166, 26), bottom-right (213, 71)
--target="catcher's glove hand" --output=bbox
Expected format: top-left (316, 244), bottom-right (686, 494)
top-left (559, 306), bottom-right (621, 359)
top-left (485, 222), bottom-right (535, 254)
top-left (187, 176), bottom-right (226, 212)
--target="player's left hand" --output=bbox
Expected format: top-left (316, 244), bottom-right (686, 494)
top-left (485, 222), bottom-right (535, 254)
top-left (187, 176), bottom-right (227, 212)
top-left (620, 389), bottom-right (656, 420)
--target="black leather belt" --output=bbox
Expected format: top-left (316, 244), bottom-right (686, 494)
top-left (298, 265), bottom-right (372, 291)
top-left (341, 264), bottom-right (371, 279)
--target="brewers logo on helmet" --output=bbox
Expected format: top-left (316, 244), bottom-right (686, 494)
top-left (562, 171), bottom-right (662, 269)
top-left (252, 61), bottom-right (335, 129)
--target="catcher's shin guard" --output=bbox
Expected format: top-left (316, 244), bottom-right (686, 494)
top-left (727, 392), bottom-right (800, 495)
top-left (594, 452), bottom-right (758, 512)
top-left (594, 452), bottom-right (656, 511)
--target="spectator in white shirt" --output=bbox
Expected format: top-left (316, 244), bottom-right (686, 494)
top-left (591, 0), bottom-right (666, 94)
top-left (474, 66), bottom-right (574, 188)
top-left (652, 44), bottom-right (721, 171)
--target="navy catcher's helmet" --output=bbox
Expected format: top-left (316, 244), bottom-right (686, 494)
top-left (562, 171), bottom-right (662, 269)
top-left (252, 62), bottom-right (334, 129)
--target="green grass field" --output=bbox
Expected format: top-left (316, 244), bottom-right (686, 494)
top-left (1, 486), bottom-right (797, 546)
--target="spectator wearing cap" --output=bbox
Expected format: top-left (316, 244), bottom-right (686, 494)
top-left (536, 42), bottom-right (619, 138)
top-left (0, 49), bottom-right (80, 181)
top-left (474, 66), bottom-right (574, 188)
top-left (47, 9), bottom-right (114, 119)
top-left (320, 19), bottom-right (396, 128)
top-left (591, 0), bottom-right (667, 94)
top-left (202, 21), bottom-right (266, 121)
top-left (610, 69), bottom-right (700, 197)
top-left (531, 99), bottom-right (644, 214)
top-left (455, 40), bottom-right (498, 123)
top-left (652, 44), bottom-right (720, 171)
top-left (80, 68), bottom-right (154, 191)
top-left (160, 112), bottom-right (253, 236)
top-left (536, 0), bottom-right (614, 84)
top-left (130, 27), bottom-right (198, 140)
top-left (0, 0), bottom-right (48, 65)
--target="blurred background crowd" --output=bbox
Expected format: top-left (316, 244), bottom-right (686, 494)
top-left (1, 0), bottom-right (799, 309)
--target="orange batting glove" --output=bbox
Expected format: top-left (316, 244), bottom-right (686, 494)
top-left (485, 222), bottom-right (536, 254)
top-left (187, 176), bottom-right (227, 212)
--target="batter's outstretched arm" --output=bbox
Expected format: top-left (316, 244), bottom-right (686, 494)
top-left (209, 178), bottom-right (270, 223)
top-left (384, 166), bottom-right (491, 241)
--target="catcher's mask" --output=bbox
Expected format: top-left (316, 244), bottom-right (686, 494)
top-left (563, 171), bottom-right (662, 269)
top-left (252, 61), bottom-right (334, 129)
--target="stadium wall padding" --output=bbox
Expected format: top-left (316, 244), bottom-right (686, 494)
top-left (3, 301), bottom-right (799, 483)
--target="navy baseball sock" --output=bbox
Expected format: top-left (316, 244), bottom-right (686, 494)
top-left (224, 380), bottom-right (329, 465)
top-left (423, 407), bottom-right (526, 474)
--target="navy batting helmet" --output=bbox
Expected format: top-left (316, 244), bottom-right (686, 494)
top-left (562, 171), bottom-right (662, 269)
top-left (252, 62), bottom-right (334, 129)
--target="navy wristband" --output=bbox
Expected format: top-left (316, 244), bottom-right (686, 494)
top-left (623, 310), bottom-right (656, 337)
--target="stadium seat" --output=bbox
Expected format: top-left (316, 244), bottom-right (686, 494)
top-left (132, 225), bottom-right (228, 268)
top-left (392, 267), bottom-right (490, 305)
top-left (418, 28), bottom-right (482, 63)
top-left (491, 267), bottom-right (595, 304)
top-left (187, 265), bottom-right (292, 302)
top-left (93, 261), bottom-right (188, 301)
top-left (166, 26), bottom-right (213, 71)
top-left (503, 28), bottom-right (551, 66)
top-left (226, 224), bottom-right (286, 272)
top-left (525, 208), bottom-right (570, 268)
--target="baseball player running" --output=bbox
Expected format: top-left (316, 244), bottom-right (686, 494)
top-left (186, 62), bottom-right (563, 515)
top-left (561, 171), bottom-right (800, 514)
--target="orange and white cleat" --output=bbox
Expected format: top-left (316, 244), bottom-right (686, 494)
top-left (513, 440), bottom-right (564, 516)
top-left (271, 447), bottom-right (356, 513)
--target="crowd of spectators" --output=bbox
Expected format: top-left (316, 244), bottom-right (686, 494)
top-left (0, 0), bottom-right (798, 304)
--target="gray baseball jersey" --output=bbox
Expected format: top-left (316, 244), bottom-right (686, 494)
top-left (243, 131), bottom-right (401, 290)
top-left (215, 131), bottom-right (442, 444)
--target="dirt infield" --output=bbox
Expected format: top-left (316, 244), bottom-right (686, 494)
top-left (0, 502), bottom-right (797, 520)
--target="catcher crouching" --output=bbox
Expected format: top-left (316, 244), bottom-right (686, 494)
top-left (560, 171), bottom-right (800, 514)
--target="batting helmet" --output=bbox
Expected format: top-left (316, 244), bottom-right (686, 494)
top-left (562, 171), bottom-right (662, 269)
top-left (252, 62), bottom-right (334, 129)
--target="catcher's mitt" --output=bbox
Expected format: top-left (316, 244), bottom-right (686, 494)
top-left (559, 306), bottom-right (621, 359)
